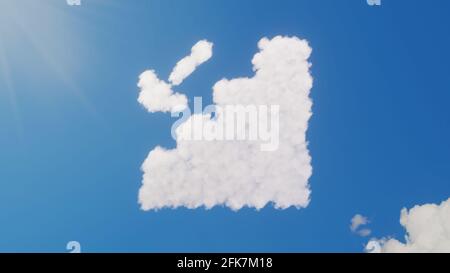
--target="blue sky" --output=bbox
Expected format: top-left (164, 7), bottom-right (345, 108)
top-left (0, 0), bottom-right (449, 252)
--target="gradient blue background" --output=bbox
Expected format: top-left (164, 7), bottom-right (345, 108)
top-left (0, 0), bottom-right (449, 252)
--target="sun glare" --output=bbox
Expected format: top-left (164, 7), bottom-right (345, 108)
top-left (0, 0), bottom-right (99, 134)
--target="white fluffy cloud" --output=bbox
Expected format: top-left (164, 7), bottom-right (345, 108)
top-left (137, 36), bottom-right (313, 211)
top-left (168, 40), bottom-right (213, 86)
top-left (137, 40), bottom-right (213, 113)
top-left (350, 214), bottom-right (371, 237)
top-left (137, 70), bottom-right (187, 113)
top-left (367, 198), bottom-right (450, 253)
top-left (350, 214), bottom-right (369, 231)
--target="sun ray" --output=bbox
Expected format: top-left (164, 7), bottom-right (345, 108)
top-left (0, 0), bottom-right (118, 132)
top-left (0, 35), bottom-right (24, 141)
top-left (9, 1), bottom-right (104, 119)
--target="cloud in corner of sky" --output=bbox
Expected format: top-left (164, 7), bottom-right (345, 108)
top-left (366, 197), bottom-right (450, 253)
top-left (350, 214), bottom-right (371, 237)
top-left (168, 40), bottom-right (213, 86)
top-left (137, 36), bottom-right (313, 211)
